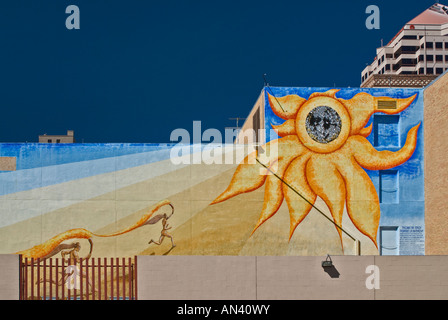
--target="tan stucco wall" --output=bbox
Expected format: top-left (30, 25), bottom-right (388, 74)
top-left (0, 157), bottom-right (16, 171)
top-left (236, 90), bottom-right (265, 144)
top-left (137, 255), bottom-right (448, 300)
top-left (423, 72), bottom-right (448, 255)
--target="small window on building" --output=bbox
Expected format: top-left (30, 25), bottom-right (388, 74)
top-left (379, 170), bottom-right (399, 204)
top-left (427, 68), bottom-right (434, 74)
top-left (252, 108), bottom-right (261, 144)
top-left (401, 58), bottom-right (416, 66)
top-left (436, 42), bottom-right (443, 49)
top-left (56, 139), bottom-right (61, 143)
top-left (47, 139), bottom-right (52, 143)
top-left (436, 68), bottom-right (444, 74)
top-left (426, 42), bottom-right (433, 49)
top-left (419, 68), bottom-right (424, 74)
top-left (427, 55), bottom-right (434, 61)
top-left (380, 226), bottom-right (399, 255)
top-left (418, 55), bottom-right (424, 62)
top-left (436, 55), bottom-right (443, 62)
top-left (374, 115), bottom-right (400, 148)
top-left (386, 64), bottom-right (391, 71)
top-left (401, 71), bottom-right (413, 75)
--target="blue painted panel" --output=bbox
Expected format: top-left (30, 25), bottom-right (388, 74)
top-left (263, 87), bottom-right (424, 255)
top-left (0, 143), bottom-right (180, 196)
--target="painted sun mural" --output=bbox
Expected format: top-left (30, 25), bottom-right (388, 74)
top-left (211, 89), bottom-right (420, 250)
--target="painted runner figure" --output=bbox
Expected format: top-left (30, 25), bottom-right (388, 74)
top-left (147, 204), bottom-right (176, 248)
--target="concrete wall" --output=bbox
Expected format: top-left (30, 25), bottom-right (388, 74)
top-left (0, 254), bottom-right (447, 300)
top-left (424, 72), bottom-right (448, 255)
top-left (137, 256), bottom-right (257, 300)
top-left (137, 255), bottom-right (448, 300)
top-left (0, 255), bottom-right (20, 300)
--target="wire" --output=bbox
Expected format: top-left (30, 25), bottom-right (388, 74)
top-left (255, 158), bottom-right (357, 242)
top-left (263, 74), bottom-right (286, 112)
top-left (259, 74), bottom-right (358, 244)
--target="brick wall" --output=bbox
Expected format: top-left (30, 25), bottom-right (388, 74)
top-left (423, 72), bottom-right (448, 254)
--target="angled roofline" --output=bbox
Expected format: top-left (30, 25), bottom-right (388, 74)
top-left (424, 67), bottom-right (448, 89)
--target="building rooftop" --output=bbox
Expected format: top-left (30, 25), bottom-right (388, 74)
top-left (408, 3), bottom-right (448, 25)
top-left (38, 130), bottom-right (75, 143)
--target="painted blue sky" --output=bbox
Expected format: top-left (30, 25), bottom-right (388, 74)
top-left (0, 0), bottom-right (437, 143)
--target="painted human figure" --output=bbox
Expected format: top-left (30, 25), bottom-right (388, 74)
top-left (61, 242), bottom-right (81, 264)
top-left (148, 213), bottom-right (176, 248)
top-left (60, 241), bottom-right (97, 293)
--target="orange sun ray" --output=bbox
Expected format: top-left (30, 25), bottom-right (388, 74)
top-left (350, 123), bottom-right (420, 170)
top-left (309, 89), bottom-right (340, 99)
top-left (306, 155), bottom-right (346, 249)
top-left (250, 171), bottom-right (285, 236)
top-left (282, 153), bottom-right (316, 240)
top-left (211, 135), bottom-right (305, 204)
top-left (267, 92), bottom-right (306, 120)
top-left (358, 123), bottom-right (373, 138)
top-left (272, 119), bottom-right (296, 137)
top-left (210, 150), bottom-right (268, 204)
top-left (340, 92), bottom-right (417, 136)
top-left (334, 157), bottom-right (381, 248)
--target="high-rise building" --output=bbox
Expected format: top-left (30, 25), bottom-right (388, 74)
top-left (361, 3), bottom-right (448, 88)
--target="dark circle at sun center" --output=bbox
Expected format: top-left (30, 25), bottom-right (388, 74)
top-left (305, 106), bottom-right (342, 144)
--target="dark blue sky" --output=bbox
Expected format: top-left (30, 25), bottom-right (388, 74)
top-left (0, 0), bottom-right (437, 143)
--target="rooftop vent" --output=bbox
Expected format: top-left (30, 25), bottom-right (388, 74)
top-left (377, 100), bottom-right (397, 110)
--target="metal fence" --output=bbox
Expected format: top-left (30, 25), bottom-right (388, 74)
top-left (19, 256), bottom-right (137, 300)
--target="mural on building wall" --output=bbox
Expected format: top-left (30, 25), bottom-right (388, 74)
top-left (0, 87), bottom-right (424, 258)
top-left (212, 89), bottom-right (421, 252)
top-left (16, 200), bottom-right (174, 259)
